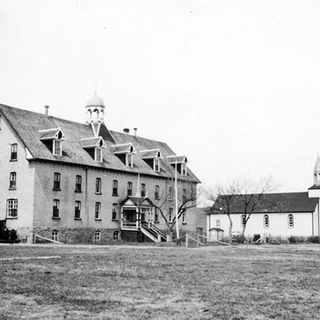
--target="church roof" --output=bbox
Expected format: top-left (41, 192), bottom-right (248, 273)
top-left (210, 192), bottom-right (318, 214)
top-left (0, 103), bottom-right (200, 183)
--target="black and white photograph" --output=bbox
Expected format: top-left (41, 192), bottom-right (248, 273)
top-left (1, 1), bottom-right (320, 319)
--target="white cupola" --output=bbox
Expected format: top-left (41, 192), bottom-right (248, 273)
top-left (86, 93), bottom-right (105, 137)
top-left (86, 93), bottom-right (105, 125)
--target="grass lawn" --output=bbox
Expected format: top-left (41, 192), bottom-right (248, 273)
top-left (1, 243), bottom-right (320, 320)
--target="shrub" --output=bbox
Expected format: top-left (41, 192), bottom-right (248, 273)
top-left (307, 236), bottom-right (320, 243)
top-left (288, 236), bottom-right (305, 243)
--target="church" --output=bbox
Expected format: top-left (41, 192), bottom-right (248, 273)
top-left (207, 156), bottom-right (320, 242)
top-left (0, 94), bottom-right (202, 243)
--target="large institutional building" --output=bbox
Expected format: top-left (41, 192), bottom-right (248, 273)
top-left (0, 94), bottom-right (202, 243)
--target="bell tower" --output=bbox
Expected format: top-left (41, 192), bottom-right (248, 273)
top-left (308, 154), bottom-right (320, 198)
top-left (85, 93), bottom-right (105, 137)
top-left (314, 154), bottom-right (320, 186)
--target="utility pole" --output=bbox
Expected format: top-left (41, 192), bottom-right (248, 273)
top-left (175, 160), bottom-right (179, 239)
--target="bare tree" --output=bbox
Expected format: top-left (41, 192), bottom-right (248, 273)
top-left (209, 183), bottom-right (238, 243)
top-left (235, 176), bottom-right (276, 241)
top-left (154, 181), bottom-right (203, 237)
top-left (209, 176), bottom-right (276, 243)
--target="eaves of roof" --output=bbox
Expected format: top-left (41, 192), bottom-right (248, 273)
top-left (210, 192), bottom-right (318, 214)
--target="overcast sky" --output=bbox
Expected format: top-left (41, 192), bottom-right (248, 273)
top-left (1, 0), bottom-right (320, 193)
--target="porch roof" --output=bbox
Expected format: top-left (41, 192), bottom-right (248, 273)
top-left (120, 196), bottom-right (155, 207)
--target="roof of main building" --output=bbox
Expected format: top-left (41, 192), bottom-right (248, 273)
top-left (210, 192), bottom-right (318, 214)
top-left (0, 103), bottom-right (200, 183)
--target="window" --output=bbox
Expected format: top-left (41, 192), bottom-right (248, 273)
top-left (9, 172), bottom-right (16, 189)
top-left (52, 230), bottom-right (59, 242)
top-left (154, 158), bottom-right (160, 172)
top-left (216, 219), bottom-right (221, 228)
top-left (75, 201), bottom-right (81, 219)
top-left (288, 214), bottom-right (294, 228)
top-left (141, 208), bottom-right (148, 222)
top-left (95, 148), bottom-right (103, 162)
top-left (126, 153), bottom-right (133, 167)
top-left (112, 203), bottom-right (118, 221)
top-left (75, 175), bottom-right (82, 192)
top-left (154, 207), bottom-right (159, 223)
top-left (168, 186), bottom-right (174, 201)
top-left (182, 188), bottom-right (187, 203)
top-left (53, 173), bottom-right (61, 190)
top-left (81, 137), bottom-right (105, 162)
top-left (113, 230), bottom-right (120, 240)
top-left (40, 128), bottom-right (66, 156)
top-left (95, 202), bottom-right (101, 220)
top-left (168, 207), bottom-right (173, 223)
top-left (112, 143), bottom-right (135, 166)
top-left (53, 199), bottom-right (60, 219)
top-left (241, 215), bottom-right (246, 228)
top-left (94, 230), bottom-right (101, 242)
top-left (263, 214), bottom-right (269, 228)
top-left (154, 185), bottom-right (160, 200)
top-left (7, 199), bottom-right (18, 218)
top-left (127, 182), bottom-right (133, 196)
top-left (112, 180), bottom-right (118, 196)
top-left (10, 143), bottom-right (17, 161)
top-left (181, 163), bottom-right (187, 176)
top-left (53, 140), bottom-right (62, 156)
top-left (95, 178), bottom-right (102, 194)
top-left (141, 183), bottom-right (146, 197)
top-left (182, 209), bottom-right (187, 224)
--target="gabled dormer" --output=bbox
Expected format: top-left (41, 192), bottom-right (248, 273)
top-left (39, 128), bottom-right (66, 156)
top-left (140, 149), bottom-right (163, 172)
top-left (111, 143), bottom-right (135, 167)
top-left (81, 137), bottom-right (106, 163)
top-left (167, 155), bottom-right (188, 176)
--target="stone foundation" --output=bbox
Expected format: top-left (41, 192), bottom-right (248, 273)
top-left (121, 230), bottom-right (154, 243)
top-left (33, 227), bottom-right (121, 244)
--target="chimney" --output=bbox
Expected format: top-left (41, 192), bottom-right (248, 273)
top-left (123, 128), bottom-right (130, 134)
top-left (134, 128), bottom-right (137, 136)
top-left (45, 105), bottom-right (49, 115)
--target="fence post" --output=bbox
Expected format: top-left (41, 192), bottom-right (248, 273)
top-left (197, 234), bottom-right (200, 248)
top-left (186, 233), bottom-right (188, 248)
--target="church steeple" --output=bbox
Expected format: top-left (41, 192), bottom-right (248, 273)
top-left (313, 153), bottom-right (320, 186)
top-left (85, 93), bottom-right (105, 137)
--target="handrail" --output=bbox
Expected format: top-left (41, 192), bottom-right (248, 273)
top-left (149, 223), bottom-right (166, 239)
top-left (140, 223), bottom-right (157, 242)
top-left (122, 221), bottom-right (137, 227)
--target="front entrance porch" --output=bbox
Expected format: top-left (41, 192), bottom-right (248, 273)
top-left (120, 196), bottom-right (166, 242)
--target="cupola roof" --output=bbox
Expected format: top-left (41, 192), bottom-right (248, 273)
top-left (86, 93), bottom-right (105, 108)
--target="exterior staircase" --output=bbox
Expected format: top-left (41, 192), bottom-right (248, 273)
top-left (140, 223), bottom-right (167, 242)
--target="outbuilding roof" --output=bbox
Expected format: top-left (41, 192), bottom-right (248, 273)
top-left (0, 103), bottom-right (200, 183)
top-left (210, 192), bottom-right (318, 214)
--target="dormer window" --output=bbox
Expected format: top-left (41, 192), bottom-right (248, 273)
top-left (39, 128), bottom-right (66, 156)
top-left (53, 140), bottom-right (62, 156)
top-left (154, 158), bottom-right (160, 172)
top-left (95, 147), bottom-right (102, 162)
top-left (140, 149), bottom-right (163, 172)
top-left (81, 137), bottom-right (106, 163)
top-left (111, 143), bottom-right (135, 167)
top-left (167, 155), bottom-right (188, 176)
